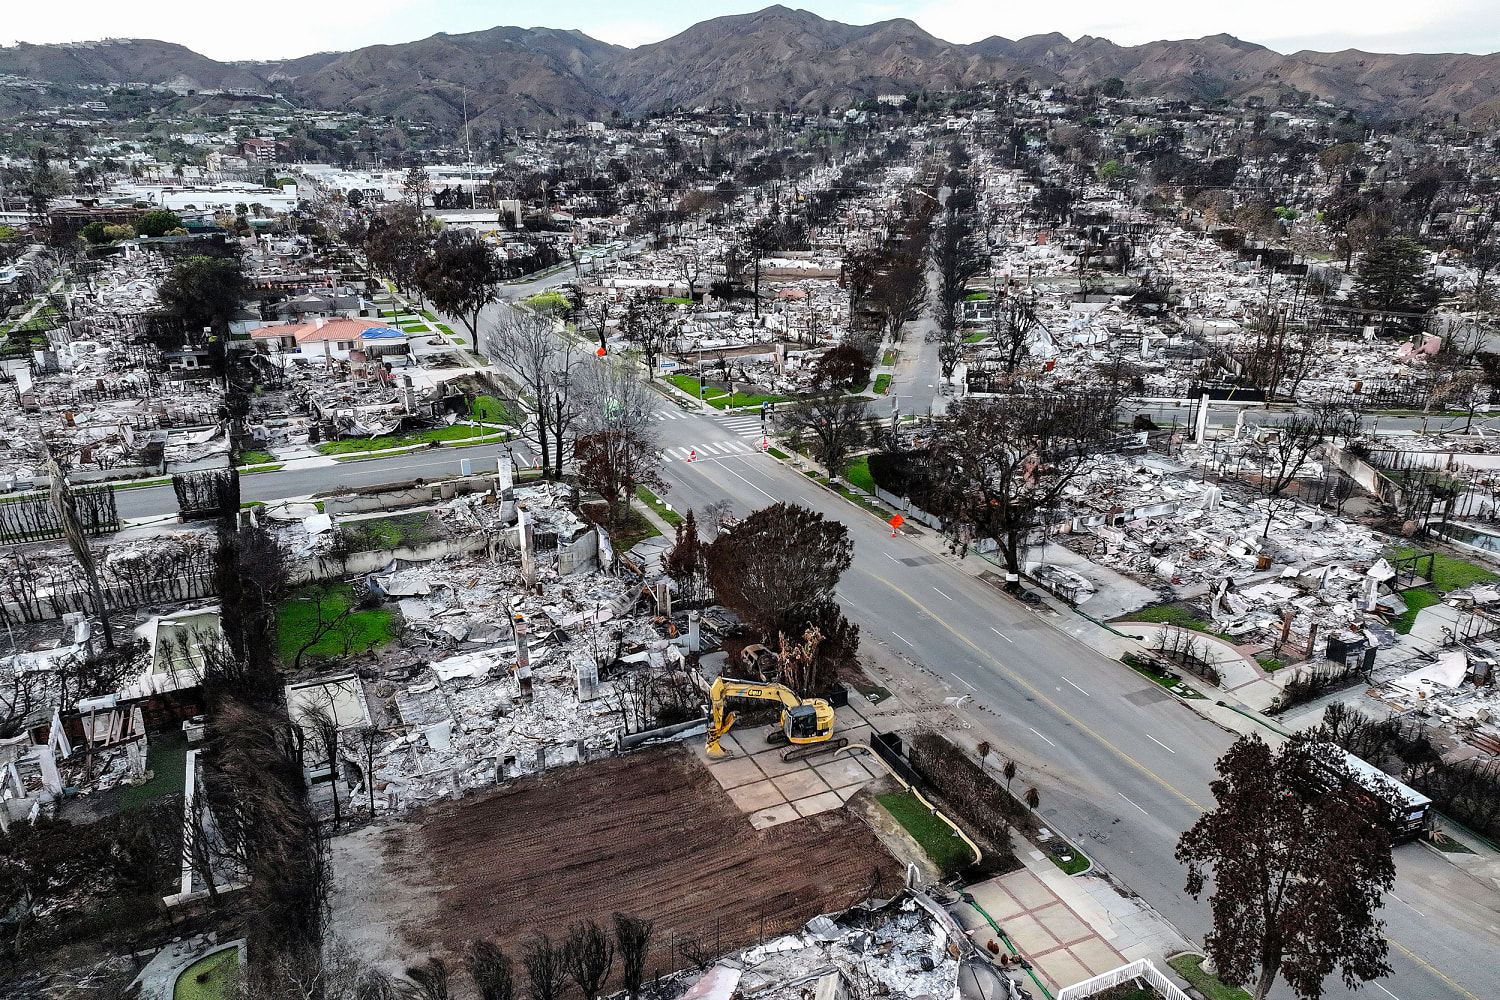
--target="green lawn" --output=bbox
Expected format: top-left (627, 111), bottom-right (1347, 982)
top-left (174, 948), bottom-right (238, 1000)
top-left (661, 296), bottom-right (692, 305)
top-left (341, 512), bottom-right (445, 552)
top-left (276, 584), bottom-right (396, 665)
top-left (607, 505), bottom-right (661, 552)
top-left (1391, 588), bottom-right (1442, 634)
top-left (636, 486), bottom-right (684, 526)
top-left (239, 449), bottom-right (275, 466)
top-left (1119, 604), bottom-right (1229, 639)
top-left (470, 394), bottom-right (520, 424)
top-left (1389, 548), bottom-right (1497, 591)
top-left (881, 349), bottom-right (897, 366)
top-left (119, 731), bottom-right (188, 811)
top-left (1121, 653), bottom-right (1205, 699)
top-left (316, 422), bottom-right (507, 455)
top-left (768, 447), bottom-right (790, 460)
top-left (878, 791), bottom-right (972, 875)
top-left (1167, 955), bottom-right (1251, 1000)
top-left (873, 374), bottom-right (892, 394)
top-left (1049, 841), bottom-right (1090, 875)
top-left (845, 456), bottom-right (876, 494)
top-left (963, 331), bottom-right (989, 343)
top-left (664, 375), bottom-right (786, 410)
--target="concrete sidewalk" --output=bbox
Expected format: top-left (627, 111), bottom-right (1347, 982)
top-left (952, 847), bottom-right (1190, 993)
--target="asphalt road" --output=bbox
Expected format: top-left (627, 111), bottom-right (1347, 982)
top-left (645, 405), bottom-right (1497, 1000)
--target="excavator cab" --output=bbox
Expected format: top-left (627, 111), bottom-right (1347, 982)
top-left (784, 704), bottom-right (824, 741)
top-left (781, 701), bottom-right (835, 744)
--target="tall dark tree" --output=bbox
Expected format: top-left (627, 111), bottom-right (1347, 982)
top-left (1178, 736), bottom-right (1395, 1000)
top-left (925, 387), bottom-right (1121, 576)
top-left (158, 255), bottom-right (247, 337)
top-left (776, 393), bottom-right (869, 479)
top-left (522, 935), bottom-right (569, 1000)
top-left (466, 941), bottom-right (516, 1000)
top-left (564, 920), bottom-right (615, 1000)
top-left (1353, 237), bottom-right (1434, 314)
top-left (417, 230), bottom-right (505, 343)
top-left (612, 914), bottom-right (653, 1000)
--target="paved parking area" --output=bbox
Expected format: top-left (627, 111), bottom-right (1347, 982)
top-left (957, 868), bottom-right (1130, 992)
top-left (693, 700), bottom-right (882, 828)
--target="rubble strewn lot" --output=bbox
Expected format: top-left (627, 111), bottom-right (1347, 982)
top-left (330, 746), bottom-right (901, 976)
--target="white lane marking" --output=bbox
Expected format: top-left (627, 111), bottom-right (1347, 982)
top-left (955, 675), bottom-right (976, 691)
top-left (1373, 982), bottom-right (1401, 1000)
top-left (990, 627), bottom-right (1012, 642)
top-left (1029, 728), bottom-right (1056, 747)
top-left (718, 464), bottom-right (777, 502)
top-left (1147, 735), bottom-right (1176, 754)
top-left (799, 496), bottom-right (814, 505)
top-left (1118, 792), bottom-right (1149, 815)
top-left (1062, 676), bottom-right (1089, 696)
top-left (892, 632), bottom-right (914, 647)
top-left (885, 552), bottom-right (899, 561)
top-left (933, 587), bottom-right (954, 601)
top-left (1388, 892), bottom-right (1425, 918)
top-left (702, 442), bottom-right (728, 454)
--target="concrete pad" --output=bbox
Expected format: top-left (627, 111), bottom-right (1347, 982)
top-left (813, 757), bottom-right (873, 789)
top-left (1002, 870), bottom-right (1057, 910)
top-left (964, 881), bottom-right (1025, 920)
top-left (1031, 949), bottom-right (1089, 991)
top-left (995, 913), bottom-right (1058, 955)
top-left (1031, 903), bottom-right (1090, 947)
top-left (748, 748), bottom-right (805, 777)
top-left (707, 756), bottom-right (765, 790)
top-left (727, 780), bottom-right (785, 813)
top-left (792, 790), bottom-right (844, 817)
top-left (771, 769), bottom-right (830, 801)
top-left (833, 784), bottom-right (861, 803)
top-left (1070, 938), bottom-right (1126, 976)
top-left (748, 804), bottom-right (802, 829)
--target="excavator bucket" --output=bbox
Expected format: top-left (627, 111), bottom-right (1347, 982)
top-left (706, 710), bottom-right (737, 757)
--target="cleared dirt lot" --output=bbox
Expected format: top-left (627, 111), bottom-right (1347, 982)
top-left (331, 745), bottom-right (901, 979)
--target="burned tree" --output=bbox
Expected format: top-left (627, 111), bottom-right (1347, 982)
top-left (564, 920), bottom-right (615, 1000)
top-left (1178, 735), bottom-right (1395, 1000)
top-left (613, 914), bottom-right (654, 1000)
top-left (466, 941), bottom-right (516, 1000)
top-left (776, 393), bottom-right (869, 480)
top-left (925, 388), bottom-right (1121, 577)
top-left (522, 935), bottom-right (569, 1000)
top-left (1252, 403), bottom-right (1359, 538)
top-left (46, 457), bottom-right (115, 648)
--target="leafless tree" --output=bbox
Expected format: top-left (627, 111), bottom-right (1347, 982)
top-left (403, 957), bottom-right (451, 1000)
top-left (491, 308), bottom-right (585, 479)
top-left (925, 386), bottom-right (1123, 576)
top-left (465, 941), bottom-right (516, 1000)
top-left (300, 700), bottom-right (344, 831)
top-left (565, 920), bottom-right (615, 1000)
top-left (1253, 403), bottom-right (1359, 537)
top-left (345, 726), bottom-right (386, 817)
top-left (613, 914), bottom-right (654, 999)
top-left (776, 393), bottom-right (869, 479)
top-left (45, 457), bottom-right (114, 648)
top-left (522, 935), bottom-right (569, 1000)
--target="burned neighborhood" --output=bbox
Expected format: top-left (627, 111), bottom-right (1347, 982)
top-left (4, 7), bottom-right (1500, 1000)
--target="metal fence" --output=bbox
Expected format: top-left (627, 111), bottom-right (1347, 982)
top-left (1057, 959), bottom-right (1192, 1000)
top-left (0, 485), bottom-right (119, 544)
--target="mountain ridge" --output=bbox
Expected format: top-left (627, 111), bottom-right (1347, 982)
top-left (4, 7), bottom-right (1500, 127)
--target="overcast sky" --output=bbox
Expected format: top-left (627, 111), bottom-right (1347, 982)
top-left (3, 0), bottom-right (1498, 62)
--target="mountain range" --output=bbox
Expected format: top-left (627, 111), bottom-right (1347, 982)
top-left (5, 6), bottom-right (1500, 129)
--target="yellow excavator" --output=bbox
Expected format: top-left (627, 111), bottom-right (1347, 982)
top-left (705, 677), bottom-right (848, 762)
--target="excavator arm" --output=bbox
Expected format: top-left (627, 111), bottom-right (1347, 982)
top-left (706, 678), bottom-right (805, 757)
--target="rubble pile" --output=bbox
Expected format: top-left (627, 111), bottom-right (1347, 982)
top-left (705, 894), bottom-right (967, 1000)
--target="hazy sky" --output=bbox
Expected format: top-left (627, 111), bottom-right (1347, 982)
top-left (3, 0), bottom-right (1498, 62)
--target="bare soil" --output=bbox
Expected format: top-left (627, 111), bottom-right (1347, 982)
top-left (331, 745), bottom-right (900, 981)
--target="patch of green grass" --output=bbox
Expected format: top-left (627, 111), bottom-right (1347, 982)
top-left (873, 373), bottom-right (892, 394)
top-left (276, 584), bottom-right (396, 665)
top-left (470, 394), bottom-right (520, 424)
top-left (878, 791), bottom-right (972, 875)
top-left (1256, 655), bottom-right (1288, 672)
top-left (964, 291), bottom-right (990, 301)
top-left (1391, 587), bottom-right (1441, 635)
top-left (435, 323), bottom-right (455, 336)
top-left (607, 504), bottom-right (661, 552)
top-left (963, 330), bottom-right (988, 343)
top-left (636, 486), bottom-right (684, 526)
top-left (1167, 955), bottom-right (1251, 1000)
top-left (242, 463), bottom-right (284, 474)
top-left (1432, 832), bottom-right (1476, 853)
top-left (111, 477), bottom-right (173, 491)
top-left (118, 731), bottom-right (188, 812)
top-left (340, 512), bottom-right (444, 551)
top-left (1121, 652), bottom-right (1205, 698)
top-left (239, 449), bottom-right (275, 466)
top-left (661, 296), bottom-right (692, 305)
top-left (768, 447), bottom-right (790, 460)
top-left (316, 423), bottom-right (508, 455)
top-left (881, 349), bottom-right (897, 366)
top-left (1389, 548), bottom-right (1498, 591)
top-left (850, 680), bottom-right (892, 703)
top-left (1119, 604), bottom-right (1230, 640)
top-left (174, 948), bottom-right (238, 1000)
top-left (845, 455), bottom-right (876, 494)
top-left (1049, 841), bottom-right (1090, 875)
